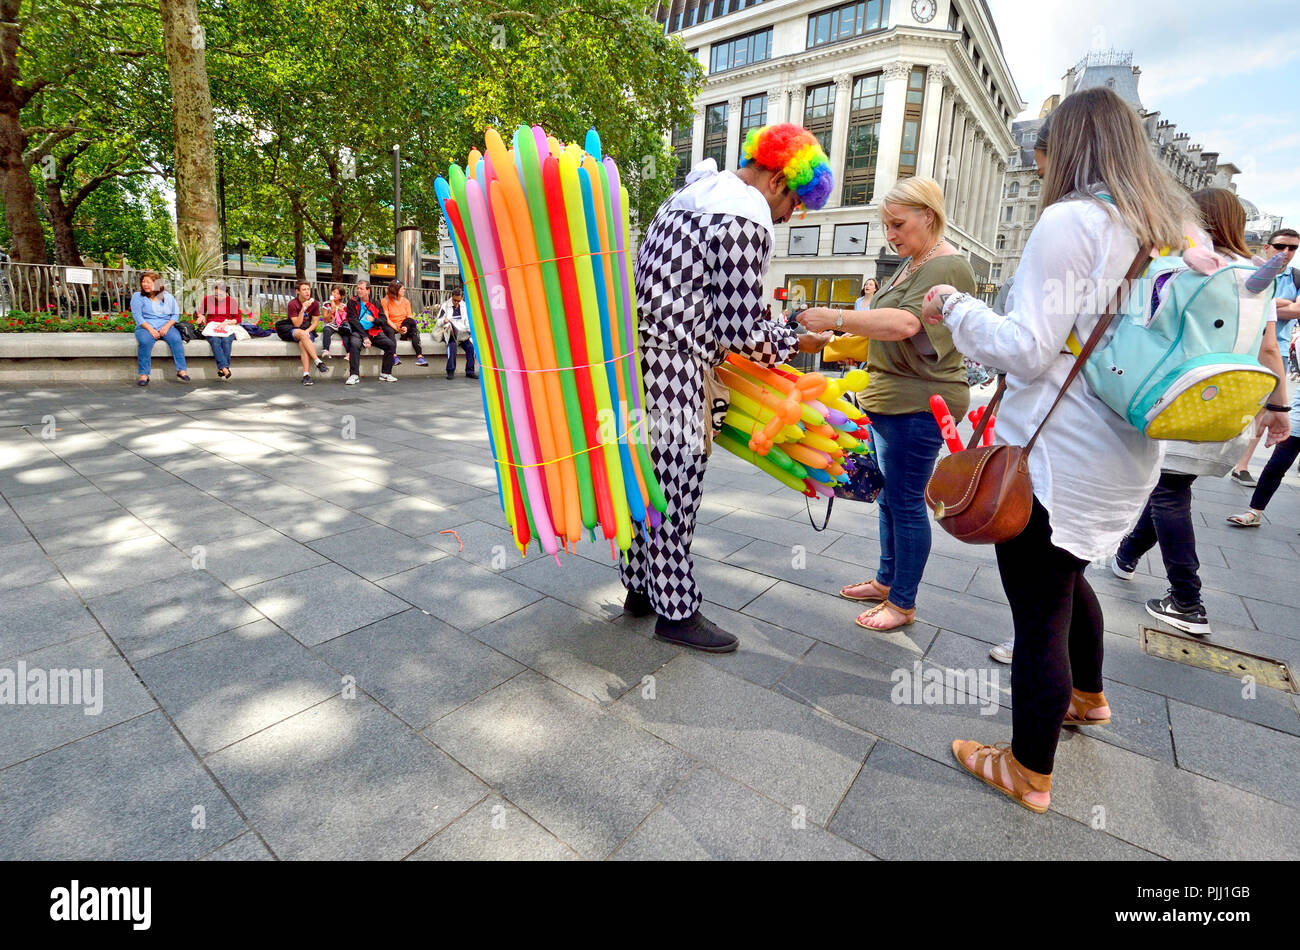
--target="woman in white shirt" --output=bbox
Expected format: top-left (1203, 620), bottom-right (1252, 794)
top-left (919, 87), bottom-right (1207, 813)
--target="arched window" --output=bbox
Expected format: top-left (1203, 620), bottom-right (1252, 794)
top-left (1006, 181), bottom-right (1019, 198)
top-left (996, 234), bottom-right (1006, 250)
top-left (1028, 180), bottom-right (1040, 197)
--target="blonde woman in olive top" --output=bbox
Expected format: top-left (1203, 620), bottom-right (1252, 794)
top-left (800, 177), bottom-right (976, 631)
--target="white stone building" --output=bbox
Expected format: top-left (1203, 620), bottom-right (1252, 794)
top-left (994, 50), bottom-right (1242, 287)
top-left (653, 0), bottom-right (1023, 311)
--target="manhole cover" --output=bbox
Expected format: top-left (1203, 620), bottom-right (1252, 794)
top-left (1140, 626), bottom-right (1295, 693)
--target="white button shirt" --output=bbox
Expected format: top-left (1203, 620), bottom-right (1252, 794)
top-left (944, 197), bottom-right (1164, 563)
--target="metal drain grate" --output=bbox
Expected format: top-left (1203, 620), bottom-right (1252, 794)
top-left (1140, 626), bottom-right (1296, 693)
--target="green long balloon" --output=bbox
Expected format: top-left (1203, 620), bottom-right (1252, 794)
top-left (558, 148), bottom-right (632, 552)
top-left (601, 164), bottom-right (666, 515)
top-left (514, 127), bottom-right (596, 534)
top-left (716, 428), bottom-right (807, 492)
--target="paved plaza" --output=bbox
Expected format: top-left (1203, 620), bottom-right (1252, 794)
top-left (0, 376), bottom-right (1297, 860)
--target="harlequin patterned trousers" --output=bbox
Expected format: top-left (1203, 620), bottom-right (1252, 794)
top-left (619, 346), bottom-right (708, 621)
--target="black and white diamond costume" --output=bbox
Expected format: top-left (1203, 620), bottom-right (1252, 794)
top-left (620, 161), bottom-right (799, 620)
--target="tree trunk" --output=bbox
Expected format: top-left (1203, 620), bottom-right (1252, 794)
top-left (43, 176), bottom-right (81, 266)
top-left (292, 205), bottom-right (305, 282)
top-left (329, 205), bottom-right (346, 283)
top-left (0, 9), bottom-right (47, 264)
top-left (158, 0), bottom-right (220, 261)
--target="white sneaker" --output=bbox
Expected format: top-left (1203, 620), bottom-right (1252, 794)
top-left (989, 640), bottom-right (1013, 664)
top-left (378, 373), bottom-right (397, 382)
top-left (1111, 554), bottom-right (1137, 580)
top-left (345, 374), bottom-right (359, 386)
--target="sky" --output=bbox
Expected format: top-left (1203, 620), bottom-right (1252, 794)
top-left (985, 0), bottom-right (1300, 225)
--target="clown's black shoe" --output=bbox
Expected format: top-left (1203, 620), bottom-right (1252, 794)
top-left (654, 611), bottom-right (738, 653)
top-left (623, 589), bottom-right (654, 618)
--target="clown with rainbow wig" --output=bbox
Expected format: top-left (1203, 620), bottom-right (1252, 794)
top-left (619, 123), bottom-right (834, 653)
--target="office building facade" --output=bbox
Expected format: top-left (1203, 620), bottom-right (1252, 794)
top-left (655, 0), bottom-right (1023, 311)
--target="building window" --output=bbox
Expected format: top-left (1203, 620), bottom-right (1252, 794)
top-left (664, 0), bottom-right (772, 33)
top-left (947, 3), bottom-right (959, 30)
top-left (1028, 180), bottom-right (1040, 196)
top-left (1004, 206), bottom-right (1013, 223)
top-left (806, 0), bottom-right (890, 50)
top-left (842, 71), bottom-right (883, 206)
top-left (995, 234), bottom-right (1006, 250)
top-left (991, 263), bottom-right (1002, 281)
top-left (897, 67), bottom-right (926, 179)
top-left (785, 274), bottom-right (860, 309)
top-left (710, 27), bottom-right (771, 74)
top-left (704, 102), bottom-right (728, 169)
top-left (672, 123), bottom-right (693, 187)
top-left (788, 225), bottom-right (821, 256)
top-left (1005, 181), bottom-right (1019, 198)
top-left (1026, 204), bottom-right (1037, 220)
top-left (738, 93), bottom-right (767, 164)
top-left (803, 82), bottom-right (836, 156)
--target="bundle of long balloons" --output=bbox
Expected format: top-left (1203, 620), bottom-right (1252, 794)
top-left (435, 125), bottom-right (665, 562)
top-left (715, 356), bottom-right (875, 497)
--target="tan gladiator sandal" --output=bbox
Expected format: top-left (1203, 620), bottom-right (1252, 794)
top-left (952, 740), bottom-right (1052, 814)
top-left (1063, 688), bottom-right (1111, 726)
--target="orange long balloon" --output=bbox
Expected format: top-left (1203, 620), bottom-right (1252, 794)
top-left (488, 178), bottom-right (568, 545)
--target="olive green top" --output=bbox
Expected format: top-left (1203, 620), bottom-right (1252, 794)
top-left (859, 254), bottom-right (976, 420)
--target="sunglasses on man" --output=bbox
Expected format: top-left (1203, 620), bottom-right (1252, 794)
top-left (1270, 242), bottom-right (1299, 251)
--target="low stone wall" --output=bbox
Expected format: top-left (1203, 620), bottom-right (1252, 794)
top-left (0, 332), bottom-right (454, 384)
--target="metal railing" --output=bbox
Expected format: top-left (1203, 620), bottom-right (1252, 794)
top-left (1, 262), bottom-right (453, 321)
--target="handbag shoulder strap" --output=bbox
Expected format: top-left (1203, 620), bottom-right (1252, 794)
top-left (1023, 245), bottom-right (1153, 455)
top-left (966, 374), bottom-right (1006, 449)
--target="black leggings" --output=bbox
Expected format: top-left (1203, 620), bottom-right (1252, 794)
top-left (995, 497), bottom-right (1104, 775)
top-left (395, 317), bottom-right (422, 356)
top-left (1117, 471), bottom-right (1200, 608)
top-left (1249, 435), bottom-right (1300, 511)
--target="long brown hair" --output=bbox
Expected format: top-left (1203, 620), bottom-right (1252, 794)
top-left (1191, 188), bottom-right (1249, 259)
top-left (1041, 88), bottom-right (1193, 252)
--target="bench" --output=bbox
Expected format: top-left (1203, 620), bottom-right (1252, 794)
top-left (0, 332), bottom-right (457, 384)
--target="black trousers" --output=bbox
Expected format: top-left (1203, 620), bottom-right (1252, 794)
top-left (395, 317), bottom-right (422, 356)
top-left (1117, 471), bottom-right (1201, 608)
top-left (1249, 435), bottom-right (1300, 511)
top-left (343, 328), bottom-right (396, 376)
top-left (995, 498), bottom-right (1104, 775)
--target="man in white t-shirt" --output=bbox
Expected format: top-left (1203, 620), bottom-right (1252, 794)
top-left (436, 290), bottom-right (477, 380)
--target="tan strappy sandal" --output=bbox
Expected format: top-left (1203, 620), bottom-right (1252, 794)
top-left (840, 579), bottom-right (891, 602)
top-left (855, 599), bottom-right (916, 631)
top-left (1063, 688), bottom-right (1111, 726)
top-left (951, 740), bottom-right (1051, 814)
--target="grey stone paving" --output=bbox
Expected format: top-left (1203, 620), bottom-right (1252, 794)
top-left (1, 377), bottom-right (1298, 860)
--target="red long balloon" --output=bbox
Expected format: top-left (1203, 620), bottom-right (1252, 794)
top-left (929, 394), bottom-right (965, 453)
top-left (543, 155), bottom-right (616, 541)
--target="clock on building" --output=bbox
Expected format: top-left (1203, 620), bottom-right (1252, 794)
top-left (912, 0), bottom-right (937, 23)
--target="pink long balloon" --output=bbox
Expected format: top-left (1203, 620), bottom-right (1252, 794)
top-left (466, 176), bottom-right (559, 558)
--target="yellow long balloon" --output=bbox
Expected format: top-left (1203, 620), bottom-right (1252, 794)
top-left (557, 149), bottom-right (632, 552)
top-left (485, 130), bottom-right (580, 546)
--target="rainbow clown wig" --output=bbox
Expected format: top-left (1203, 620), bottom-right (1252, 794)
top-left (739, 123), bottom-right (834, 211)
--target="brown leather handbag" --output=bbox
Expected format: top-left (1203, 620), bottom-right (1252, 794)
top-left (925, 246), bottom-right (1153, 544)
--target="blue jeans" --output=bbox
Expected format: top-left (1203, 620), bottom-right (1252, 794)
top-left (868, 411), bottom-right (946, 611)
top-left (135, 325), bottom-right (187, 375)
top-left (445, 330), bottom-right (475, 375)
top-left (207, 335), bottom-right (233, 369)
